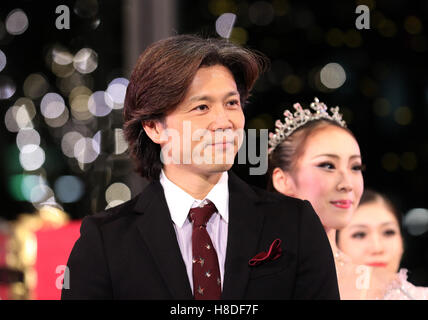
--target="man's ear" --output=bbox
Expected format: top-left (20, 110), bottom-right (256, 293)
top-left (141, 120), bottom-right (165, 144)
top-left (271, 167), bottom-right (297, 197)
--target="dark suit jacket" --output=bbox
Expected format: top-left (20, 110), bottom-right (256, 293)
top-left (62, 171), bottom-right (340, 299)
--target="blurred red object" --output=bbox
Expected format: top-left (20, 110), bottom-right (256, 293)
top-left (34, 220), bottom-right (81, 300)
top-left (0, 206), bottom-right (82, 299)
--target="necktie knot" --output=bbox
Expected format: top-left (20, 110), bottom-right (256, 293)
top-left (189, 199), bottom-right (217, 228)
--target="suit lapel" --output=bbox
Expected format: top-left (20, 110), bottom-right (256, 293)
top-left (134, 180), bottom-right (193, 299)
top-left (221, 172), bottom-right (264, 299)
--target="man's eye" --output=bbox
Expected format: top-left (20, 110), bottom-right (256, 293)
top-left (193, 105), bottom-right (208, 111)
top-left (226, 100), bottom-right (240, 107)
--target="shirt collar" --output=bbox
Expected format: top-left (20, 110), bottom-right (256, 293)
top-left (159, 170), bottom-right (229, 228)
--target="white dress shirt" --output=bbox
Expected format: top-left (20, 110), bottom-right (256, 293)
top-left (159, 170), bottom-right (229, 293)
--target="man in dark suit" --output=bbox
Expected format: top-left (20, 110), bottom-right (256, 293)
top-left (62, 34), bottom-right (339, 300)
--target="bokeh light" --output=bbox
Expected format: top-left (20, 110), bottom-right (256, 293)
top-left (282, 74), bottom-right (302, 94)
top-left (22, 174), bottom-right (48, 203)
top-left (0, 49), bottom-right (6, 72)
top-left (40, 92), bottom-right (66, 119)
top-left (404, 208), bottom-right (428, 236)
top-left (394, 106), bottom-right (412, 125)
top-left (114, 128), bottom-right (128, 155)
top-left (5, 9), bottom-right (29, 35)
top-left (4, 97), bottom-right (36, 132)
top-left (404, 16), bottom-right (422, 35)
top-left (320, 63), bottom-right (346, 89)
top-left (50, 46), bottom-right (75, 78)
top-left (215, 13), bottom-right (236, 38)
top-left (61, 131), bottom-right (84, 158)
top-left (16, 128), bottom-right (40, 151)
top-left (106, 78), bottom-right (129, 110)
top-left (0, 75), bottom-right (16, 99)
top-left (74, 137), bottom-right (100, 164)
top-left (44, 106), bottom-right (69, 128)
top-left (23, 73), bottom-right (49, 99)
top-left (229, 27), bottom-right (248, 45)
top-left (54, 175), bottom-right (85, 203)
top-left (88, 91), bottom-right (113, 117)
top-left (19, 144), bottom-right (45, 171)
top-left (73, 48), bottom-right (98, 74)
top-left (105, 182), bottom-right (131, 209)
top-left (70, 93), bottom-right (92, 121)
top-left (8, 174), bottom-right (47, 202)
top-left (15, 103), bottom-right (34, 129)
top-left (30, 184), bottom-right (56, 208)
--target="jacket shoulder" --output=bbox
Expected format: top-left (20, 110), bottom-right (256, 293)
top-left (84, 194), bottom-right (141, 227)
top-left (249, 183), bottom-right (306, 208)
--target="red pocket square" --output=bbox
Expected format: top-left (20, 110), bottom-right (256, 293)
top-left (248, 238), bottom-right (282, 266)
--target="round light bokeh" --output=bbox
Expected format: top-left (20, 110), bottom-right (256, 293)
top-left (71, 93), bottom-right (92, 121)
top-left (0, 49), bottom-right (6, 72)
top-left (61, 131), bottom-right (84, 158)
top-left (5, 9), bottom-right (29, 35)
top-left (4, 98), bottom-right (36, 132)
top-left (21, 174), bottom-right (48, 202)
top-left (16, 128), bottom-right (40, 151)
top-left (73, 48), bottom-right (98, 74)
top-left (30, 184), bottom-right (55, 206)
top-left (88, 91), bottom-right (113, 117)
top-left (215, 13), bottom-right (236, 38)
top-left (403, 208), bottom-right (428, 236)
top-left (92, 130), bottom-right (101, 154)
top-left (40, 92), bottom-right (66, 119)
top-left (23, 73), bottom-right (49, 99)
top-left (0, 75), bottom-right (16, 99)
top-left (44, 106), bottom-right (69, 128)
top-left (320, 63), bottom-right (346, 89)
top-left (54, 175), bottom-right (84, 203)
top-left (74, 137), bottom-right (100, 163)
top-left (106, 78), bottom-right (129, 110)
top-left (19, 144), bottom-right (45, 171)
top-left (52, 47), bottom-right (74, 66)
top-left (114, 128), bottom-right (128, 155)
top-left (105, 182), bottom-right (131, 209)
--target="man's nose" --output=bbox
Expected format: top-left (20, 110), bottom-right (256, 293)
top-left (210, 107), bottom-right (233, 131)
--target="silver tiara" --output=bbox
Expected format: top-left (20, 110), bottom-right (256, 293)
top-left (268, 97), bottom-right (346, 154)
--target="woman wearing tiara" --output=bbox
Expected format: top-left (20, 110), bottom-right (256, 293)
top-left (267, 97), bottom-right (394, 299)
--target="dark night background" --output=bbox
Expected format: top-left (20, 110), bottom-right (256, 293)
top-left (1, 0), bottom-right (428, 286)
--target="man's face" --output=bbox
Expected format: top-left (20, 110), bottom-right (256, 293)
top-left (159, 64), bottom-right (245, 176)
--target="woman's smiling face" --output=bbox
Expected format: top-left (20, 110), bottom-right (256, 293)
top-left (289, 125), bottom-right (364, 231)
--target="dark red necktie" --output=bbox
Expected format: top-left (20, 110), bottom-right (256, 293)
top-left (189, 199), bottom-right (221, 300)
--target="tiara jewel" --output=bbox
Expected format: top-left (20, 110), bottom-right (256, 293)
top-left (268, 97), bottom-right (346, 154)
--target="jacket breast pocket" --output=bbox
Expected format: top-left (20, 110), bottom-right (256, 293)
top-left (249, 251), bottom-right (295, 280)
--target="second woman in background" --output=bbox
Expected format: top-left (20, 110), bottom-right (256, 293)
top-left (337, 189), bottom-right (428, 299)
